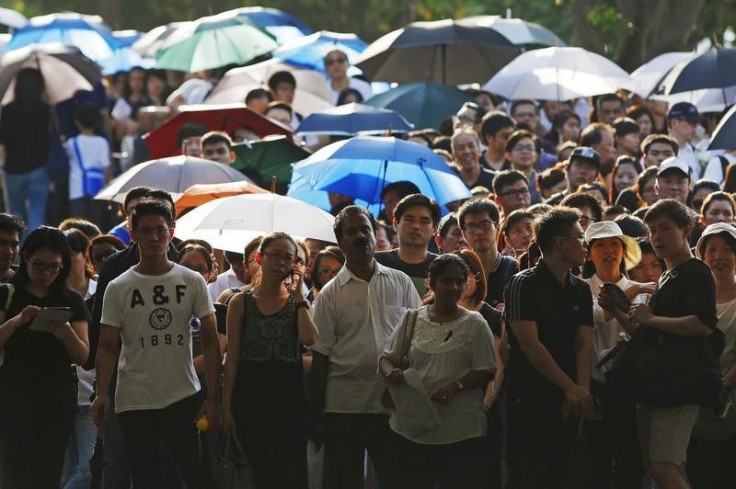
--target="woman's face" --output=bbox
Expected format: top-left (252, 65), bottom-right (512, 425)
top-left (461, 268), bottom-right (478, 300)
top-left (316, 256), bottom-right (343, 289)
top-left (562, 117), bottom-right (581, 142)
top-left (128, 69), bottom-right (146, 94)
top-left (431, 264), bottom-right (467, 306)
top-left (614, 163), bottom-right (638, 193)
top-left (629, 252), bottom-right (664, 283)
top-left (375, 226), bottom-right (392, 252)
top-left (505, 217), bottom-right (533, 253)
top-left (636, 114), bottom-right (653, 138)
top-left (26, 248), bottom-right (64, 289)
top-left (258, 239), bottom-right (298, 283)
top-left (703, 234), bottom-right (736, 279)
top-left (619, 133), bottom-right (641, 156)
top-left (639, 176), bottom-right (658, 205)
top-left (179, 250), bottom-right (213, 282)
top-left (147, 75), bottom-right (164, 98)
top-left (587, 237), bottom-right (624, 276)
top-left (704, 200), bottom-right (735, 226)
top-left (246, 250), bottom-right (260, 283)
top-left (90, 242), bottom-right (119, 275)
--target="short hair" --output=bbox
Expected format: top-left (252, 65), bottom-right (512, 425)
top-left (457, 101), bottom-right (485, 123)
top-left (614, 214), bottom-right (649, 238)
top-left (437, 213), bottom-right (459, 238)
top-left (131, 200), bottom-right (174, 230)
top-left (612, 117), bottom-right (639, 138)
top-left (492, 169), bottom-right (528, 196)
top-left (692, 179), bottom-right (720, 200)
top-left (451, 127), bottom-right (480, 149)
top-left (527, 203), bottom-right (552, 217)
top-left (177, 238), bottom-right (213, 254)
top-left (457, 199), bottom-right (500, 230)
top-left (73, 102), bottom-right (100, 129)
top-left (380, 181), bottom-right (420, 201)
top-left (510, 100), bottom-right (536, 117)
top-left (177, 123), bottom-right (209, 147)
top-left (58, 218), bottom-right (101, 239)
top-left (455, 249), bottom-right (486, 305)
top-left (603, 204), bottom-right (628, 220)
top-left (576, 182), bottom-right (610, 205)
top-left (504, 129), bottom-right (539, 154)
top-left (560, 192), bottom-right (603, 222)
top-left (337, 88), bottom-right (364, 105)
top-left (333, 205), bottom-right (376, 242)
top-left (579, 122), bottom-right (613, 147)
top-left (393, 194), bottom-right (441, 226)
top-left (123, 186), bottom-right (153, 215)
top-left (640, 134), bottom-right (678, 156)
top-left (538, 166), bottom-right (566, 195)
top-left (63, 229), bottom-right (90, 255)
top-left (87, 234), bottom-right (126, 274)
top-left (177, 244), bottom-right (215, 272)
top-left (200, 131), bottom-right (233, 151)
top-left (701, 190), bottom-right (735, 216)
top-left (245, 88), bottom-right (272, 105)
top-left (265, 101), bottom-right (293, 117)
top-left (533, 207), bottom-right (581, 253)
top-left (243, 235), bottom-right (264, 260)
top-left (146, 189), bottom-right (176, 217)
top-left (267, 71), bottom-right (297, 92)
top-left (643, 199), bottom-right (692, 230)
top-left (480, 110), bottom-right (515, 140)
top-left (498, 209), bottom-right (534, 252)
top-left (224, 251), bottom-right (244, 264)
top-left (431, 136), bottom-right (452, 153)
top-left (0, 213), bottom-right (26, 239)
top-left (596, 93), bottom-right (624, 109)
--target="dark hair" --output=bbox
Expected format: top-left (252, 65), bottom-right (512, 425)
top-left (131, 200), bottom-right (173, 230)
top-left (58, 218), bottom-right (101, 239)
top-left (244, 236), bottom-right (264, 261)
top-left (697, 228), bottom-right (736, 259)
top-left (640, 134), bottom-right (678, 156)
top-left (309, 246), bottom-right (345, 290)
top-left (457, 199), bottom-right (500, 230)
top-left (393, 194), bottom-right (441, 226)
top-left (14, 226), bottom-right (72, 289)
top-left (579, 122), bottom-right (613, 148)
top-left (123, 66), bottom-right (147, 100)
top-left (245, 88), bottom-right (272, 105)
top-left (724, 165), bottom-right (736, 194)
top-left (200, 131), bottom-right (233, 151)
top-left (177, 244), bottom-right (215, 272)
top-left (380, 181), bottom-right (420, 201)
top-left (545, 110), bottom-right (581, 146)
top-left (63, 229), bottom-right (91, 278)
top-left (614, 214), bottom-right (649, 238)
top-left (438, 213), bottom-right (459, 238)
top-left (337, 88), bottom-right (364, 105)
top-left (534, 207), bottom-right (581, 253)
top-left (334, 205), bottom-right (376, 242)
top-left (427, 253), bottom-right (469, 288)
top-left (612, 117), bottom-right (639, 138)
top-left (480, 110), bottom-right (515, 140)
top-left (431, 136), bottom-right (452, 153)
top-left (510, 100), bottom-right (536, 117)
top-left (692, 179), bottom-right (721, 206)
top-left (74, 102), bottom-right (101, 130)
top-left (537, 166), bottom-right (566, 196)
top-left (701, 191), bottom-right (736, 217)
top-left (14, 68), bottom-right (44, 108)
top-left (492, 169), bottom-right (528, 196)
top-left (0, 213), bottom-right (26, 239)
top-left (635, 166), bottom-right (658, 201)
top-left (626, 105), bottom-right (653, 125)
top-left (122, 187), bottom-right (153, 215)
top-left (610, 156), bottom-right (643, 203)
top-left (224, 251), bottom-right (244, 264)
top-left (146, 189), bottom-right (176, 217)
top-left (455, 249), bottom-right (486, 305)
top-left (498, 210), bottom-right (534, 252)
top-left (176, 239), bottom-right (213, 254)
top-left (603, 205), bottom-right (628, 220)
top-left (407, 130), bottom-right (434, 147)
top-left (265, 101), bottom-right (293, 117)
top-left (267, 71), bottom-right (297, 92)
top-left (87, 234), bottom-right (126, 275)
top-left (596, 93), bottom-right (624, 109)
top-left (177, 123), bottom-right (209, 147)
top-left (505, 129), bottom-right (539, 154)
top-left (259, 231), bottom-right (298, 256)
top-left (560, 192), bottom-right (603, 222)
top-left (577, 182), bottom-right (610, 205)
top-left (643, 199), bottom-right (692, 230)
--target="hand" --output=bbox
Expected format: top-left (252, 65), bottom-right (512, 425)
top-left (597, 289), bottom-right (615, 312)
top-left (625, 282), bottom-right (657, 300)
top-left (91, 395), bottom-right (110, 428)
top-left (48, 320), bottom-right (74, 340)
top-left (382, 368), bottom-right (405, 385)
top-left (431, 382), bottom-right (459, 406)
top-left (291, 261), bottom-right (306, 298)
top-left (220, 407), bottom-right (237, 432)
top-left (562, 383), bottom-right (592, 418)
top-left (629, 303), bottom-right (653, 324)
top-left (17, 305), bottom-right (41, 324)
top-left (195, 398), bottom-right (218, 431)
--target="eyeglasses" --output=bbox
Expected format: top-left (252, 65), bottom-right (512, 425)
top-left (498, 188), bottom-right (530, 198)
top-left (318, 268), bottom-right (339, 277)
top-left (464, 220), bottom-right (496, 234)
top-left (31, 260), bottom-right (63, 273)
top-left (262, 251), bottom-right (297, 264)
top-left (325, 57), bottom-right (347, 66)
top-left (578, 215), bottom-right (598, 226)
top-left (512, 145), bottom-right (536, 153)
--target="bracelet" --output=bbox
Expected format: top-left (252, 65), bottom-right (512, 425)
top-left (295, 301), bottom-right (309, 310)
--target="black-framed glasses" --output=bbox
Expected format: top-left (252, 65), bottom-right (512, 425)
top-left (30, 260), bottom-right (63, 273)
top-left (499, 188), bottom-right (530, 198)
top-left (262, 251), bottom-right (297, 264)
top-left (318, 268), bottom-right (339, 277)
top-left (464, 220), bottom-right (496, 234)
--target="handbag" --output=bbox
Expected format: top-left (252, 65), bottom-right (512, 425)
top-left (0, 283), bottom-right (15, 368)
top-left (47, 107), bottom-right (69, 180)
top-left (381, 309), bottom-right (418, 409)
top-left (72, 137), bottom-right (105, 198)
top-left (214, 431), bottom-right (256, 489)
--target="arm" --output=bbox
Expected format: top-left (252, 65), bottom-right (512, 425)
top-left (630, 305), bottom-right (712, 336)
top-left (193, 333), bottom-right (227, 375)
top-left (484, 327), bottom-right (506, 409)
top-left (221, 293), bottom-right (243, 430)
top-left (90, 325), bottom-right (121, 427)
top-left (0, 307), bottom-right (41, 348)
top-left (196, 313), bottom-right (220, 425)
top-left (292, 263), bottom-right (318, 345)
top-left (50, 319), bottom-right (89, 365)
top-left (575, 325), bottom-right (593, 391)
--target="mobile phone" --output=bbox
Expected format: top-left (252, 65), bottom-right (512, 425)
top-left (602, 283), bottom-right (631, 312)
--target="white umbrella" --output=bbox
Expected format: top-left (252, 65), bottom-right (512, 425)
top-left (132, 22), bottom-right (191, 57)
top-left (625, 52), bottom-right (693, 98)
top-left (650, 85), bottom-right (736, 113)
top-left (0, 7), bottom-right (27, 29)
top-left (94, 155), bottom-right (250, 204)
top-left (173, 193), bottom-right (336, 253)
top-left (483, 46), bottom-right (630, 101)
top-left (205, 58), bottom-right (333, 116)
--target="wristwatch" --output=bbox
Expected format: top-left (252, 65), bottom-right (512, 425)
top-left (295, 300), bottom-right (309, 310)
top-left (455, 380), bottom-right (464, 391)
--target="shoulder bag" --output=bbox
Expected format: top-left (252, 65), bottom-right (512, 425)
top-left (381, 309), bottom-right (419, 409)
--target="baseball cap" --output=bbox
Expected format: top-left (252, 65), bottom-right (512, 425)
top-left (667, 102), bottom-right (700, 124)
top-left (696, 222), bottom-right (736, 259)
top-left (568, 146), bottom-right (601, 167)
top-left (657, 156), bottom-right (690, 179)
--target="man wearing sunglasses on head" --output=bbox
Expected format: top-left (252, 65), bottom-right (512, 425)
top-left (324, 49), bottom-right (372, 105)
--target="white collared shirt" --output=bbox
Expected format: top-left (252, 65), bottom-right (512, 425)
top-left (311, 261), bottom-right (421, 414)
top-left (207, 268), bottom-right (244, 302)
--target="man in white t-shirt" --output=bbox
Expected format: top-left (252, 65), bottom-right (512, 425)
top-left (92, 201), bottom-right (219, 487)
top-left (324, 49), bottom-right (372, 104)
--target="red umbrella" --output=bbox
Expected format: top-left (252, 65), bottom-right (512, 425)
top-left (143, 103), bottom-right (292, 158)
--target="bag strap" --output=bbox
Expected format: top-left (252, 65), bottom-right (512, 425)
top-left (72, 137), bottom-right (86, 171)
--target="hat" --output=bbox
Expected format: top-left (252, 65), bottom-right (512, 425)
top-left (657, 156), bottom-right (690, 179)
top-left (569, 146), bottom-right (601, 167)
top-left (668, 102), bottom-right (700, 124)
top-left (695, 222), bottom-right (736, 259)
top-left (584, 221), bottom-right (642, 270)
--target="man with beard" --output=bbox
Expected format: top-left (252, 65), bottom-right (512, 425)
top-left (0, 214), bottom-right (24, 282)
top-left (309, 205), bottom-right (420, 489)
top-left (546, 147), bottom-right (601, 205)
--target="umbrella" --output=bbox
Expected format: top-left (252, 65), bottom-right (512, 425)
top-left (0, 7), bottom-right (27, 29)
top-left (143, 103), bottom-right (293, 159)
top-left (457, 16), bottom-right (565, 49)
top-left (656, 47), bottom-right (736, 96)
top-left (650, 85), bottom-right (736, 114)
top-left (231, 136), bottom-right (310, 190)
top-left (272, 31), bottom-right (367, 73)
top-left (225, 7), bottom-right (312, 44)
top-left (175, 180), bottom-right (269, 217)
top-left (174, 193), bottom-right (336, 253)
top-left (205, 59), bottom-right (333, 116)
top-left (625, 51), bottom-right (693, 98)
top-left (355, 18), bottom-right (519, 85)
top-left (287, 136), bottom-right (472, 215)
top-left (98, 47), bottom-right (155, 76)
top-left (296, 102), bottom-right (413, 135)
top-left (156, 12), bottom-right (279, 72)
top-left (112, 30), bottom-right (142, 48)
top-left (364, 82), bottom-right (475, 130)
top-left (5, 13), bottom-right (121, 61)
top-left (707, 104), bottom-right (736, 151)
top-left (132, 22), bottom-right (191, 57)
top-left (0, 43), bottom-right (101, 105)
top-left (483, 46), bottom-right (631, 101)
top-left (94, 155), bottom-right (250, 204)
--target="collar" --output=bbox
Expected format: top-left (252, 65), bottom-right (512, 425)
top-left (536, 259), bottom-right (577, 287)
top-left (589, 273), bottom-right (629, 293)
top-left (335, 259), bottom-right (386, 286)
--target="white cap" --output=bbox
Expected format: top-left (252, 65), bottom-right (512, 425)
top-left (657, 156), bottom-right (690, 179)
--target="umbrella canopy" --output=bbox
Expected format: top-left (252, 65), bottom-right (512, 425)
top-left (175, 180), bottom-right (269, 217)
top-left (457, 16), bottom-right (565, 49)
top-left (625, 51), bottom-right (693, 98)
top-left (272, 30), bottom-right (367, 73)
top-left (226, 7), bottom-right (312, 44)
top-left (132, 22), bottom-right (191, 57)
top-left (296, 102), bottom-right (413, 135)
top-left (288, 136), bottom-right (472, 215)
top-left (0, 43), bottom-right (101, 104)
top-left (232, 136), bottom-right (310, 190)
top-left (98, 47), bottom-right (155, 76)
top-left (144, 103), bottom-right (292, 159)
top-left (156, 12), bottom-right (279, 72)
top-left (355, 18), bottom-right (519, 85)
top-left (0, 7), bottom-right (27, 29)
top-left (650, 85), bottom-right (736, 114)
top-left (94, 155), bottom-right (250, 204)
top-left (5, 13), bottom-right (121, 61)
top-left (174, 193), bottom-right (336, 253)
top-left (483, 46), bottom-right (631, 101)
top-left (112, 30), bottom-right (142, 47)
top-left (657, 47), bottom-right (736, 95)
top-left (205, 59), bottom-right (333, 116)
top-left (364, 82), bottom-right (475, 130)
top-left (707, 104), bottom-right (736, 151)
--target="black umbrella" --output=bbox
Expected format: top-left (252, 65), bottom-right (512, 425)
top-left (355, 19), bottom-right (519, 85)
top-left (657, 47), bottom-right (736, 95)
top-left (707, 104), bottom-right (736, 151)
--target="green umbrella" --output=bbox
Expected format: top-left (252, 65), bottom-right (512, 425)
top-left (156, 12), bottom-right (279, 72)
top-left (232, 136), bottom-right (310, 193)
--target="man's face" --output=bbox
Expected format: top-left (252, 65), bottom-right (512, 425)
top-left (394, 205), bottom-right (437, 250)
top-left (475, 93), bottom-right (494, 112)
top-left (644, 143), bottom-right (676, 168)
top-left (559, 221), bottom-right (587, 267)
top-left (125, 197), bottom-right (144, 230)
top-left (487, 126), bottom-right (514, 155)
top-left (670, 118), bottom-right (697, 142)
top-left (618, 132), bottom-right (641, 156)
top-left (496, 180), bottom-right (531, 215)
top-left (0, 229), bottom-right (20, 272)
top-left (273, 82), bottom-right (295, 104)
top-left (512, 103), bottom-right (538, 131)
top-left (382, 190), bottom-right (401, 223)
top-left (202, 142), bottom-right (234, 165)
top-left (598, 100), bottom-right (624, 124)
top-left (338, 214), bottom-right (376, 263)
top-left (462, 212), bottom-right (497, 254)
top-left (567, 159), bottom-right (599, 188)
top-left (130, 214), bottom-right (174, 258)
top-left (655, 172), bottom-right (689, 204)
top-left (452, 134), bottom-right (480, 171)
top-left (181, 136), bottom-right (201, 157)
top-left (507, 136), bottom-right (537, 171)
top-left (592, 129), bottom-right (617, 166)
top-left (325, 52), bottom-right (348, 79)
top-left (648, 216), bottom-right (689, 261)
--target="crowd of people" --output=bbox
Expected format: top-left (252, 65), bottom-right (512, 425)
top-left (0, 33), bottom-right (734, 489)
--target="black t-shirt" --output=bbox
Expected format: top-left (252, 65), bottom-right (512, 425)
top-left (503, 260), bottom-right (594, 403)
top-left (452, 167), bottom-right (497, 190)
top-left (0, 103), bottom-right (50, 174)
top-left (0, 284), bottom-right (89, 387)
top-left (374, 249), bottom-right (437, 297)
top-left (478, 302), bottom-right (503, 338)
top-left (485, 254), bottom-right (519, 307)
top-left (615, 188), bottom-right (641, 213)
top-left (649, 258), bottom-right (717, 331)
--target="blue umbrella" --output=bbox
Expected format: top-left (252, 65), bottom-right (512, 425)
top-left (296, 103), bottom-right (413, 135)
top-left (5, 13), bottom-right (121, 61)
top-left (98, 47), bottom-right (155, 76)
top-left (273, 30), bottom-right (367, 73)
top-left (288, 136), bottom-right (471, 215)
top-left (112, 30), bottom-right (142, 48)
top-left (225, 7), bottom-right (312, 44)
